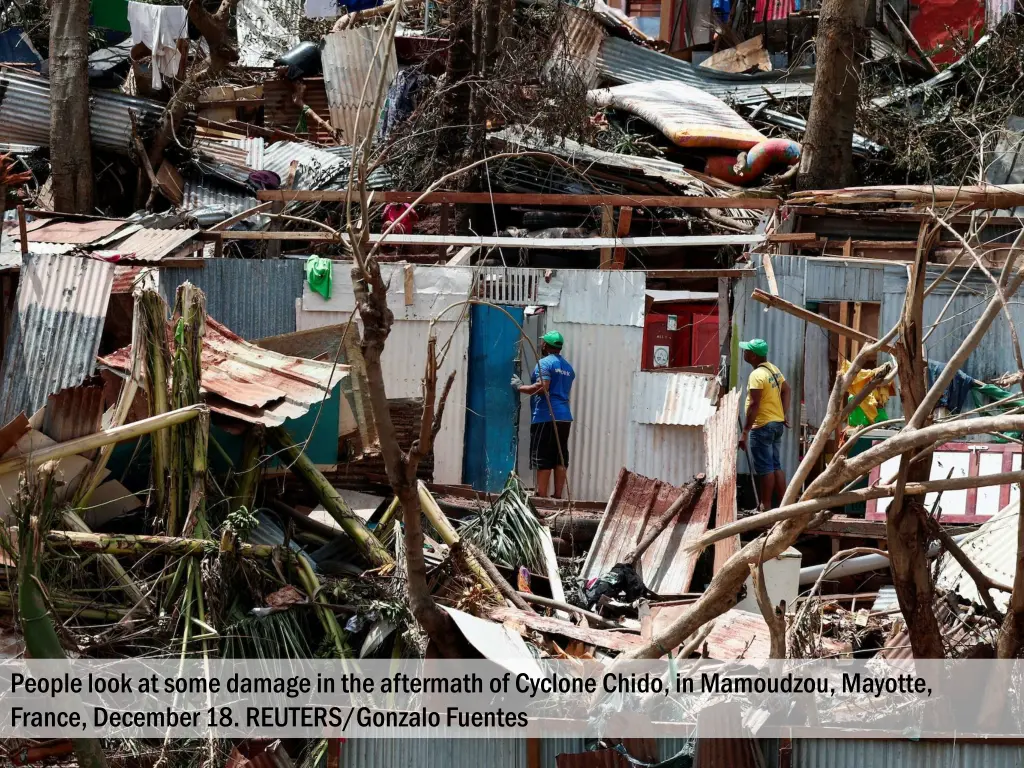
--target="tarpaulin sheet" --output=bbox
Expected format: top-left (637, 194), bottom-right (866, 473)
top-left (588, 80), bottom-right (765, 150)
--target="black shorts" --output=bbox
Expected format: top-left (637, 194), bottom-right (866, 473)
top-left (529, 421), bottom-right (571, 470)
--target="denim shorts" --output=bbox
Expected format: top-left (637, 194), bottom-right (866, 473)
top-left (749, 421), bottom-right (784, 476)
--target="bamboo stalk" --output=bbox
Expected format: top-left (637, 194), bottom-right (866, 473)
top-left (229, 425), bottom-right (265, 515)
top-left (296, 553), bottom-right (349, 658)
top-left (61, 510), bottom-right (151, 612)
top-left (0, 591), bottom-right (129, 620)
top-left (268, 427), bottom-right (392, 567)
top-left (417, 482), bottom-right (498, 595)
top-left (138, 290), bottom-right (174, 528)
top-left (16, 466), bottom-right (110, 768)
top-left (43, 529), bottom-right (297, 560)
top-left (0, 405), bottom-right (205, 477)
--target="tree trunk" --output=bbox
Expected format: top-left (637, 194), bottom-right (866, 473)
top-left (49, 0), bottom-right (93, 213)
top-left (796, 0), bottom-right (865, 190)
top-left (885, 227), bottom-right (945, 658)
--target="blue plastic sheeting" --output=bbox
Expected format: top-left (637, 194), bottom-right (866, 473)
top-left (0, 29), bottom-right (41, 69)
top-left (464, 304), bottom-right (525, 492)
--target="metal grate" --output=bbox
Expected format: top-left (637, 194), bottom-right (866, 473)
top-left (474, 267), bottom-right (545, 306)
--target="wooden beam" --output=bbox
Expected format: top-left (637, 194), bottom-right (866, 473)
top-left (763, 251), bottom-right (779, 295)
top-left (599, 204), bottom-right (615, 269)
top-left (646, 268), bottom-right (756, 278)
top-left (254, 189), bottom-right (782, 208)
top-left (751, 288), bottom-right (895, 353)
top-left (489, 606), bottom-right (641, 652)
top-left (613, 206), bottom-right (633, 269)
top-left (766, 232), bottom-right (819, 243)
top-left (203, 231), bottom-right (766, 249)
top-left (205, 201), bottom-right (275, 232)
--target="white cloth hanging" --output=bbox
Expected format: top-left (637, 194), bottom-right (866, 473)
top-left (127, 1), bottom-right (188, 89)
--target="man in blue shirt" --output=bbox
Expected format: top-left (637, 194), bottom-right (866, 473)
top-left (513, 330), bottom-right (576, 499)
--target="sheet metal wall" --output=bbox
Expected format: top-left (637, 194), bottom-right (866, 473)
top-left (880, 264), bottom-right (1024, 416)
top-left (296, 306), bottom-right (469, 486)
top-left (793, 738), bottom-right (1024, 768)
top-left (625, 422), bottom-right (706, 488)
top-left (339, 736), bottom-right (526, 768)
top-left (557, 322), bottom-right (643, 501)
top-left (733, 255), bottom-right (806, 478)
top-left (159, 258), bottom-right (304, 340)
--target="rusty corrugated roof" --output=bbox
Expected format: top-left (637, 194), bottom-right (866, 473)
top-left (647, 604), bottom-right (771, 661)
top-left (631, 371), bottom-right (714, 427)
top-left (99, 314), bottom-right (347, 427)
top-left (705, 389), bottom-right (740, 573)
top-left (0, 254), bottom-right (114, 423)
top-left (97, 226), bottom-right (200, 262)
top-left (581, 469), bottom-right (714, 595)
top-left (25, 218), bottom-right (126, 244)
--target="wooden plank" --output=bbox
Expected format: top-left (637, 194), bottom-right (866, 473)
top-left (766, 232), bottom-right (819, 243)
top-left (255, 189), bottom-right (782, 208)
top-left (751, 289), bottom-right (896, 353)
top-left (646, 268), bottom-right (756, 278)
top-left (446, 246), bottom-right (478, 266)
top-left (205, 231), bottom-right (766, 248)
top-left (403, 264), bottom-right (414, 306)
top-left (489, 606), bottom-right (642, 652)
top-left (850, 301), bottom-right (864, 359)
top-left (612, 206), bottom-right (633, 269)
top-left (599, 204), bottom-right (615, 269)
top-left (763, 252), bottom-right (779, 296)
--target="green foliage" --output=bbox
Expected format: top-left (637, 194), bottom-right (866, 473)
top-left (459, 472), bottom-right (546, 571)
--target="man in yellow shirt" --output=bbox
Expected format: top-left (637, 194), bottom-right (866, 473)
top-left (737, 338), bottom-right (791, 510)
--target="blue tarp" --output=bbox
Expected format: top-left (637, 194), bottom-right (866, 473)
top-left (0, 28), bottom-right (42, 71)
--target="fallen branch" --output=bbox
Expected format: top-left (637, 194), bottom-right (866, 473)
top-left (624, 475), bottom-right (704, 566)
top-left (688, 467), bottom-right (1024, 551)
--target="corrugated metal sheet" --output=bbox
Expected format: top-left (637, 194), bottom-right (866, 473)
top-left (550, 269), bottom-right (645, 326)
top-left (296, 308), bottom-right (469, 485)
top-left (26, 219), bottom-right (125, 244)
top-left (582, 469), bottom-right (713, 594)
top-left (589, 81), bottom-right (766, 150)
top-left (626, 422), bottom-right (706, 489)
top-left (880, 264), bottom-right (1024, 413)
top-left (803, 257), bottom-right (886, 302)
top-left (322, 145), bottom-right (393, 189)
top-left (0, 254), bottom-right (114, 423)
top-left (734, 254), bottom-right (804, 477)
top-left (321, 27), bottom-right (398, 145)
top-left (557, 321), bottom-right (643, 500)
top-left (492, 127), bottom-right (712, 195)
top-left (158, 258), bottom-right (304, 340)
top-left (756, 108), bottom-right (884, 157)
top-left (647, 603), bottom-right (771, 660)
top-left (695, 704), bottom-right (762, 766)
top-left (793, 738), bottom-right (1024, 768)
top-left (338, 737), bottom-right (526, 768)
top-left (556, 749), bottom-right (631, 768)
top-left (596, 36), bottom-right (815, 104)
top-left (181, 179), bottom-right (258, 217)
top-left (40, 383), bottom-right (104, 442)
top-left (100, 315), bottom-right (346, 427)
top-left (261, 141), bottom-right (347, 190)
top-left (547, 5), bottom-right (606, 90)
top-left (112, 265), bottom-right (144, 294)
top-left (98, 227), bottom-right (200, 261)
top-left (0, 67), bottom-right (169, 153)
top-left (631, 371), bottom-right (714, 425)
top-left (936, 500), bottom-right (1018, 612)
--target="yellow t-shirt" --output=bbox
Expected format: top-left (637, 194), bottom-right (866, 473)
top-left (745, 363), bottom-right (786, 428)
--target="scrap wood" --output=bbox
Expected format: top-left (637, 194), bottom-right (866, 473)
top-left (490, 606), bottom-right (643, 653)
top-left (788, 183), bottom-right (1024, 209)
top-left (751, 288), bottom-right (896, 353)
top-left (700, 34), bottom-right (771, 73)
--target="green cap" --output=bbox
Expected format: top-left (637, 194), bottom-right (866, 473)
top-left (739, 338), bottom-right (769, 357)
top-left (542, 330), bottom-right (565, 349)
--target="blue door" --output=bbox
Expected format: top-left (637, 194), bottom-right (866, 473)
top-left (463, 304), bottom-right (525, 492)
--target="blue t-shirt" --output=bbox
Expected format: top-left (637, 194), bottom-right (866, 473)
top-left (530, 354), bottom-right (575, 423)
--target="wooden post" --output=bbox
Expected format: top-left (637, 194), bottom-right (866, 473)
top-left (17, 205), bottom-right (27, 256)
top-left (599, 204), bottom-right (615, 269)
top-left (438, 202), bottom-right (449, 259)
top-left (612, 206), bottom-right (632, 269)
top-left (850, 301), bottom-right (864, 359)
top-left (266, 201), bottom-right (285, 258)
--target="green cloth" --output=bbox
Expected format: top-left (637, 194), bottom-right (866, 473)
top-left (305, 256), bottom-right (333, 300)
top-left (848, 403), bottom-right (888, 428)
top-left (91, 0), bottom-right (130, 31)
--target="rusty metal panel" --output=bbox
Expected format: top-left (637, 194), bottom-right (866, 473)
top-left (556, 749), bottom-right (631, 768)
top-left (793, 738), bottom-right (1024, 768)
top-left (112, 266), bottom-right (145, 294)
top-left (648, 604), bottom-right (770, 660)
top-left (100, 315), bottom-right (345, 427)
top-left (695, 703), bottom-right (763, 766)
top-left (321, 27), bottom-right (398, 145)
top-left (632, 371), bottom-right (714, 426)
top-left (41, 383), bottom-right (104, 443)
top-left (582, 470), bottom-right (714, 595)
top-left (0, 254), bottom-right (114, 423)
top-left (26, 218), bottom-right (126, 244)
